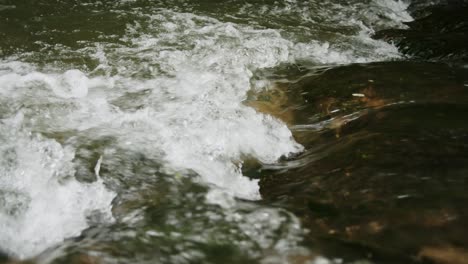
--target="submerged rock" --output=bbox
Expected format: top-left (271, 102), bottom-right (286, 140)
top-left (373, 2), bottom-right (468, 62)
top-left (418, 246), bottom-right (468, 264)
top-left (248, 61), bottom-right (468, 129)
top-left (255, 61), bottom-right (468, 263)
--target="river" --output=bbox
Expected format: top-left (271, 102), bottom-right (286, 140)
top-left (1, 1), bottom-right (467, 263)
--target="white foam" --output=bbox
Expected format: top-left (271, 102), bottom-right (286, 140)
top-left (1, 12), bottom-right (304, 200)
top-left (374, 0), bottom-right (413, 25)
top-left (0, 69), bottom-right (90, 99)
top-left (0, 114), bottom-right (115, 259)
top-left (115, 15), bottom-right (305, 198)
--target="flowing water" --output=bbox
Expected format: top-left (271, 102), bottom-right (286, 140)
top-left (0, 0), bottom-right (467, 263)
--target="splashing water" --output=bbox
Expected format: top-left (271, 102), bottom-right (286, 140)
top-left (0, 0), bottom-right (414, 262)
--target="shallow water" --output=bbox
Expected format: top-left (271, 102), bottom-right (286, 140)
top-left (0, 0), bottom-right (466, 263)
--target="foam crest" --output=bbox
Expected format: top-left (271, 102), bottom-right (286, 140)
top-left (0, 12), bottom-right (303, 199)
top-left (0, 114), bottom-right (115, 259)
top-left (233, 0), bottom-right (412, 64)
top-left (115, 13), bottom-right (304, 198)
top-left (0, 69), bottom-right (90, 99)
top-left (374, 0), bottom-right (413, 25)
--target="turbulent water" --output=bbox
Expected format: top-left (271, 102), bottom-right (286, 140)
top-left (0, 0), bottom-right (417, 263)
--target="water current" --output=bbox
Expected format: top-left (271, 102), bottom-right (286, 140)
top-left (1, 0), bottom-right (459, 263)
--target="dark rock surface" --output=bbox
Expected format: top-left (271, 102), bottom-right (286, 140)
top-left (374, 2), bottom-right (468, 62)
top-left (256, 61), bottom-right (468, 263)
top-left (0, 252), bottom-right (9, 263)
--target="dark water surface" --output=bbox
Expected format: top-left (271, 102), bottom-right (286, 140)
top-left (1, 0), bottom-right (467, 263)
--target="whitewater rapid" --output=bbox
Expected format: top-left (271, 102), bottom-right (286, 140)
top-left (0, 0), bottom-right (412, 260)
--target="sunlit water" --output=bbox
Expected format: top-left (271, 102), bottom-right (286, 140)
top-left (0, 0), bottom-right (413, 262)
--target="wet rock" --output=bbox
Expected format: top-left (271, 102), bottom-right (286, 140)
top-left (57, 253), bottom-right (101, 264)
top-left (418, 246), bottom-right (468, 264)
top-left (407, 0), bottom-right (468, 18)
top-left (261, 104), bottom-right (468, 262)
top-left (0, 251), bottom-right (9, 263)
top-left (374, 3), bottom-right (468, 62)
top-left (257, 61), bottom-right (468, 263)
top-left (0, 253), bottom-right (33, 264)
top-left (248, 61), bottom-right (468, 129)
